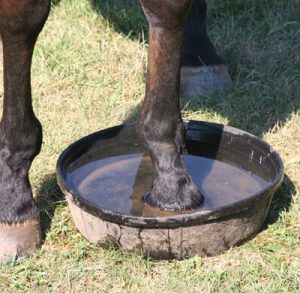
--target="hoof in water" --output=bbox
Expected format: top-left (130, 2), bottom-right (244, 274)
top-left (180, 64), bottom-right (232, 98)
top-left (0, 217), bottom-right (41, 263)
top-left (144, 189), bottom-right (204, 211)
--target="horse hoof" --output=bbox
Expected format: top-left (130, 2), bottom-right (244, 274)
top-left (0, 217), bottom-right (41, 263)
top-left (180, 64), bottom-right (232, 98)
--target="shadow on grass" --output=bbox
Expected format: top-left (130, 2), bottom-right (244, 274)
top-left (51, 0), bottom-right (63, 7)
top-left (264, 175), bottom-right (296, 227)
top-left (35, 173), bottom-right (65, 241)
top-left (91, 0), bottom-right (147, 41)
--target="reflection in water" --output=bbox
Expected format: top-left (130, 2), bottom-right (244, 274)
top-left (67, 151), bottom-right (270, 217)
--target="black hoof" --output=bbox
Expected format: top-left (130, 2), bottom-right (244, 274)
top-left (144, 189), bottom-right (204, 211)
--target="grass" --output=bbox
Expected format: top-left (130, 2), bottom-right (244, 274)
top-left (0, 0), bottom-right (299, 291)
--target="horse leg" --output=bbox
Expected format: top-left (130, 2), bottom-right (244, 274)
top-left (181, 0), bottom-right (232, 97)
top-left (0, 0), bottom-right (50, 262)
top-left (138, 0), bottom-right (203, 211)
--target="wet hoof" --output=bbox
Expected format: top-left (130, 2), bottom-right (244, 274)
top-left (144, 175), bottom-right (204, 211)
top-left (145, 190), bottom-right (204, 211)
top-left (180, 64), bottom-right (232, 97)
top-left (0, 217), bottom-right (41, 263)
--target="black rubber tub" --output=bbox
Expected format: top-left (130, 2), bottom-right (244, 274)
top-left (57, 121), bottom-right (284, 259)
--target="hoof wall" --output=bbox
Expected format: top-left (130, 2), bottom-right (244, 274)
top-left (0, 218), bottom-right (41, 263)
top-left (180, 64), bottom-right (232, 97)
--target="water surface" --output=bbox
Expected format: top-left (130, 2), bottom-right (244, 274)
top-left (67, 151), bottom-right (270, 217)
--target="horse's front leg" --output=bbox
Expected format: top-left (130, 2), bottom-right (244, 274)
top-left (138, 0), bottom-right (203, 211)
top-left (0, 0), bottom-right (50, 262)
